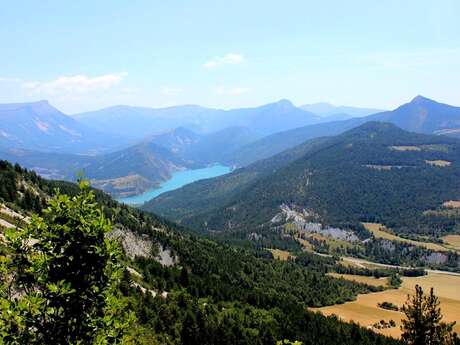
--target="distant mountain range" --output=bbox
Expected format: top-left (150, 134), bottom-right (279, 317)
top-left (301, 102), bottom-right (383, 121)
top-left (0, 100), bottom-right (130, 154)
top-left (145, 122), bottom-right (460, 240)
top-left (73, 104), bottom-right (217, 140)
top-left (226, 96), bottom-right (460, 166)
top-left (2, 95), bottom-right (460, 199)
top-left (73, 99), bottom-right (321, 139)
top-left (147, 126), bottom-right (260, 164)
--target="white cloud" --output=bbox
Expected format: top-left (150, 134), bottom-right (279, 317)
top-left (204, 53), bottom-right (245, 69)
top-left (161, 87), bottom-right (183, 96)
top-left (215, 86), bottom-right (252, 95)
top-left (22, 72), bottom-right (128, 94)
top-left (0, 77), bottom-right (21, 83)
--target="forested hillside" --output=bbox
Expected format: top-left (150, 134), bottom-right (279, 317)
top-left (147, 122), bottom-right (460, 236)
top-left (0, 160), bottom-right (401, 344)
top-left (145, 122), bottom-right (460, 271)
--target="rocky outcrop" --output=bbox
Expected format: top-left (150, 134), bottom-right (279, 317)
top-left (109, 228), bottom-right (153, 260)
top-left (275, 204), bottom-right (360, 242)
top-left (109, 227), bottom-right (178, 266)
top-left (156, 245), bottom-right (176, 267)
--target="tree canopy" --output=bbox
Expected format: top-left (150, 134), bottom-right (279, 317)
top-left (0, 181), bottom-right (133, 344)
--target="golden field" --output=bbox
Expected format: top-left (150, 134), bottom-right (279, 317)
top-left (312, 272), bottom-right (460, 338)
top-left (268, 248), bottom-right (292, 261)
top-left (442, 234), bottom-right (460, 251)
top-left (327, 273), bottom-right (389, 288)
top-left (363, 222), bottom-right (454, 252)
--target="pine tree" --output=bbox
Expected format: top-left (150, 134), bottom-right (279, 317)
top-left (401, 284), bottom-right (458, 345)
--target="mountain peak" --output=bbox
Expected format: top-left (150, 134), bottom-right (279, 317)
top-left (343, 121), bottom-right (401, 137)
top-left (410, 95), bottom-right (435, 104)
top-left (274, 99), bottom-right (294, 107)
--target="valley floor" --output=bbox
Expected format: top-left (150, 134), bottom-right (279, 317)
top-left (311, 271), bottom-right (460, 338)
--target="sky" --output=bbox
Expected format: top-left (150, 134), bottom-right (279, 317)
top-left (1, 0), bottom-right (459, 113)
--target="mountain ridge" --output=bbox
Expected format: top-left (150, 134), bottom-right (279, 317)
top-left (0, 100), bottom-right (131, 154)
top-left (301, 102), bottom-right (384, 118)
top-left (227, 96), bottom-right (460, 166)
top-left (72, 99), bottom-right (321, 139)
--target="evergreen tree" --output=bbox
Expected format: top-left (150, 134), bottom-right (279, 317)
top-left (0, 181), bottom-right (134, 344)
top-left (401, 285), bottom-right (458, 345)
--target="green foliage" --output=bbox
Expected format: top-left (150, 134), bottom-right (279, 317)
top-left (124, 237), bottom-right (398, 345)
top-left (401, 285), bottom-right (459, 345)
top-left (147, 122), bottom-right (460, 239)
top-left (0, 181), bottom-right (134, 344)
top-left (0, 160), bottom-right (402, 345)
top-left (378, 301), bottom-right (399, 311)
top-left (356, 240), bottom-right (460, 272)
top-left (277, 340), bottom-right (302, 345)
top-left (389, 273), bottom-right (402, 288)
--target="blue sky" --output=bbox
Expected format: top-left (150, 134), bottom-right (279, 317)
top-left (1, 0), bottom-right (459, 113)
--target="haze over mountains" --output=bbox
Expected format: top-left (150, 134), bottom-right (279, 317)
top-left (74, 99), bottom-right (321, 139)
top-left (1, 95), bottom-right (460, 198)
top-left (227, 96), bottom-right (460, 166)
top-left (301, 102), bottom-right (384, 121)
top-left (0, 100), bottom-right (131, 154)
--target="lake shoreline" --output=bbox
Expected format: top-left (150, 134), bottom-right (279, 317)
top-left (117, 164), bottom-right (231, 205)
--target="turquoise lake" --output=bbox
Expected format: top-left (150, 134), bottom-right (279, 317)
top-left (117, 164), bottom-right (231, 205)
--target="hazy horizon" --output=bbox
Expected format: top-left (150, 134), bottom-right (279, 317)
top-left (1, 0), bottom-right (459, 113)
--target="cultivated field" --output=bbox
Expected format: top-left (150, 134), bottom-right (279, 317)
top-left (363, 222), bottom-right (453, 252)
top-left (312, 272), bottom-right (460, 338)
top-left (442, 234), bottom-right (460, 251)
top-left (327, 273), bottom-right (388, 288)
top-left (268, 248), bottom-right (292, 261)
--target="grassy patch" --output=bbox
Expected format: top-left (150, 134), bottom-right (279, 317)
top-left (267, 248), bottom-right (293, 261)
top-left (327, 273), bottom-right (389, 288)
top-left (363, 222), bottom-right (452, 252)
top-left (442, 234), bottom-right (460, 252)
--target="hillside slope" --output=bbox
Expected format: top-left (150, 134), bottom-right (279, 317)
top-left (0, 100), bottom-right (129, 154)
top-left (0, 126), bottom-right (257, 197)
top-left (0, 160), bottom-right (400, 345)
top-left (148, 126), bottom-right (260, 164)
top-left (0, 140), bottom-right (193, 198)
top-left (146, 122), bottom-right (460, 240)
